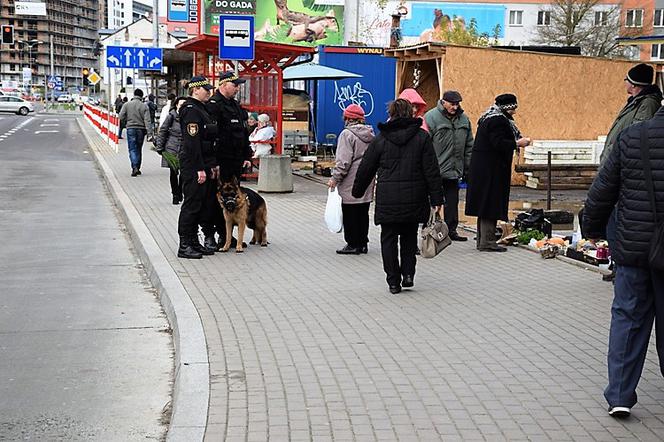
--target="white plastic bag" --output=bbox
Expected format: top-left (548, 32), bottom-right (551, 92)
top-left (325, 188), bottom-right (343, 233)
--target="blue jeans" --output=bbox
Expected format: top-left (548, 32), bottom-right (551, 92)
top-left (126, 128), bottom-right (146, 169)
top-left (605, 265), bottom-right (664, 408)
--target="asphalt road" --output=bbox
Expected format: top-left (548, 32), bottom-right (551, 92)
top-left (0, 113), bottom-right (173, 440)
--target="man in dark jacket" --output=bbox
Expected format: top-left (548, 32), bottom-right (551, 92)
top-left (583, 109), bottom-right (664, 419)
top-left (465, 94), bottom-right (530, 252)
top-left (601, 63), bottom-right (662, 164)
top-left (207, 71), bottom-right (253, 180)
top-left (424, 90), bottom-right (474, 241)
top-left (202, 71), bottom-right (253, 251)
top-left (177, 76), bottom-right (217, 259)
top-left (353, 99), bottom-right (444, 294)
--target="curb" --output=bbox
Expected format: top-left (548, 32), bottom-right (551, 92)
top-left (77, 119), bottom-right (209, 441)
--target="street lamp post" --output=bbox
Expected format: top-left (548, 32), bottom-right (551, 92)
top-left (17, 39), bottom-right (42, 94)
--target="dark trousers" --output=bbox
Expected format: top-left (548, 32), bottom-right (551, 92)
top-left (380, 222), bottom-right (419, 286)
top-left (200, 177), bottom-right (227, 242)
top-left (219, 159), bottom-right (244, 181)
top-left (342, 203), bottom-right (370, 248)
top-left (442, 178), bottom-right (460, 233)
top-left (605, 265), bottom-right (664, 408)
top-left (476, 218), bottom-right (498, 250)
top-left (177, 171), bottom-right (206, 240)
top-left (169, 167), bottom-right (182, 198)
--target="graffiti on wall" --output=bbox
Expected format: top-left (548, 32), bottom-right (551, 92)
top-left (333, 81), bottom-right (375, 117)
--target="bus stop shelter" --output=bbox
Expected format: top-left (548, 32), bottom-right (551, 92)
top-left (175, 35), bottom-right (315, 156)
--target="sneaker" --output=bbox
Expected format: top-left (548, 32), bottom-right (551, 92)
top-left (389, 285), bottom-right (402, 294)
top-left (336, 245), bottom-right (360, 255)
top-left (402, 275), bottom-right (414, 288)
top-left (131, 168), bottom-right (139, 177)
top-left (608, 406), bottom-right (631, 418)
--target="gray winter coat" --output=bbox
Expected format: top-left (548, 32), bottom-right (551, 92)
top-left (424, 102), bottom-right (474, 180)
top-left (156, 109), bottom-right (182, 168)
top-left (332, 123), bottom-right (375, 204)
top-left (119, 97), bottom-right (154, 133)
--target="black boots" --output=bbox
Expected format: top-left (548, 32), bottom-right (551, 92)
top-left (203, 236), bottom-right (218, 254)
top-left (178, 237), bottom-right (202, 259)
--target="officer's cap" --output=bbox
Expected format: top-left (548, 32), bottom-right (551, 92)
top-left (187, 76), bottom-right (214, 90)
top-left (219, 71), bottom-right (246, 86)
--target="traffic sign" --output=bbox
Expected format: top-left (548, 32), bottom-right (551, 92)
top-left (47, 82), bottom-right (55, 89)
top-left (88, 71), bottom-right (101, 85)
top-left (106, 46), bottom-right (163, 70)
top-left (219, 15), bottom-right (254, 61)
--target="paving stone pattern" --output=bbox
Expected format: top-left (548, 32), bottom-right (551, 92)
top-left (85, 125), bottom-right (664, 441)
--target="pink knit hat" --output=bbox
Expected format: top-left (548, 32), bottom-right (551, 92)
top-left (343, 104), bottom-right (365, 120)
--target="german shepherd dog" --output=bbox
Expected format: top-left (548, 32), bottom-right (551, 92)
top-left (217, 177), bottom-right (268, 253)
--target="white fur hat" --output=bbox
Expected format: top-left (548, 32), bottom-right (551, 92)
top-left (257, 113), bottom-right (270, 123)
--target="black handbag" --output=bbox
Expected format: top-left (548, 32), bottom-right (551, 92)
top-left (639, 124), bottom-right (664, 271)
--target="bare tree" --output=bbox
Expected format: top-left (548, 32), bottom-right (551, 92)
top-left (534, 0), bottom-right (640, 58)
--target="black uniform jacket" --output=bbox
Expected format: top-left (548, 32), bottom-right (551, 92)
top-left (178, 97), bottom-right (217, 173)
top-left (206, 91), bottom-right (252, 163)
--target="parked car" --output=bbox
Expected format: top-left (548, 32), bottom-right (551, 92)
top-left (0, 96), bottom-right (35, 116)
top-left (57, 94), bottom-right (73, 103)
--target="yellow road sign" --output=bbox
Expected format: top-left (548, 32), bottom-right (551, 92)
top-left (88, 71), bottom-right (101, 85)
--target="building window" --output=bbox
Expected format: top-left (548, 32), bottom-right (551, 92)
top-left (626, 9), bottom-right (643, 27)
top-left (509, 10), bottom-right (523, 26)
top-left (655, 9), bottom-right (664, 27)
top-left (595, 11), bottom-right (609, 26)
top-left (652, 44), bottom-right (663, 60)
top-left (537, 11), bottom-right (551, 26)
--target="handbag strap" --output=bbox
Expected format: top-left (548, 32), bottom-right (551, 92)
top-left (639, 122), bottom-right (659, 224)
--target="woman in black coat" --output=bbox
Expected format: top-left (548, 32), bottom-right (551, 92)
top-left (353, 99), bottom-right (444, 294)
top-left (465, 94), bottom-right (530, 252)
top-left (156, 96), bottom-right (186, 204)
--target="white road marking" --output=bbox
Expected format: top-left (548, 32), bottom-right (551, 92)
top-left (40, 124), bottom-right (59, 127)
top-left (35, 130), bottom-right (59, 134)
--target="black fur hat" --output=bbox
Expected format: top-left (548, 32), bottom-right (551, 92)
top-left (495, 93), bottom-right (518, 110)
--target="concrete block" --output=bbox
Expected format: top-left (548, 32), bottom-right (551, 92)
top-left (257, 155), bottom-right (294, 193)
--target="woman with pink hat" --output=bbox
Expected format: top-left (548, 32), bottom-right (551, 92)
top-left (327, 104), bottom-right (376, 254)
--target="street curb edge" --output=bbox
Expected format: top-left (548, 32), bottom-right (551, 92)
top-left (77, 118), bottom-right (209, 441)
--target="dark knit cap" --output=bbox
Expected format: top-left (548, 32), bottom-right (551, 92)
top-left (626, 63), bottom-right (654, 86)
top-left (495, 93), bottom-right (518, 110)
top-left (442, 90), bottom-right (462, 103)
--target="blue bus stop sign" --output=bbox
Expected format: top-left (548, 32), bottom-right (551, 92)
top-left (219, 15), bottom-right (255, 61)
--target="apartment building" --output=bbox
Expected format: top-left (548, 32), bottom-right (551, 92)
top-left (0, 0), bottom-right (99, 87)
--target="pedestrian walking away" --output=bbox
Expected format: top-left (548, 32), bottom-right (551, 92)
top-left (177, 76), bottom-right (217, 259)
top-left (583, 108), bottom-right (664, 419)
top-left (118, 89), bottom-right (154, 176)
top-left (155, 96), bottom-right (187, 205)
top-left (159, 93), bottom-right (176, 129)
top-left (465, 93), bottom-right (530, 252)
top-left (116, 96), bottom-right (128, 139)
top-left (599, 63), bottom-right (661, 282)
top-left (425, 89), bottom-right (473, 241)
top-left (353, 99), bottom-right (444, 294)
top-left (327, 104), bottom-right (375, 255)
top-left (146, 93), bottom-right (157, 134)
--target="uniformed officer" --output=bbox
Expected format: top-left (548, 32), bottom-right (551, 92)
top-left (207, 71), bottom-right (253, 180)
top-left (177, 76), bottom-right (218, 259)
top-left (201, 71), bottom-right (253, 251)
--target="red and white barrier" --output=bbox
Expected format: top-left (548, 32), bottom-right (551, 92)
top-left (83, 103), bottom-right (120, 152)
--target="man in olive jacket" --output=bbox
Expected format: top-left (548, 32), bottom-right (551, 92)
top-left (601, 63), bottom-right (662, 165)
top-left (424, 90), bottom-right (473, 241)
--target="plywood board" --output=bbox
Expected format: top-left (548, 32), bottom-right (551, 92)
top-left (441, 46), bottom-right (642, 140)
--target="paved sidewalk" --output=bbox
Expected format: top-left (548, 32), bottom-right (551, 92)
top-left (82, 122), bottom-right (664, 441)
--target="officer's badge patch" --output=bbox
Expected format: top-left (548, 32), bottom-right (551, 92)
top-left (187, 123), bottom-right (199, 136)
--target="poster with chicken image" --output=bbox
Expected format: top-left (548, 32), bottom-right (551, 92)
top-left (203, 0), bottom-right (343, 46)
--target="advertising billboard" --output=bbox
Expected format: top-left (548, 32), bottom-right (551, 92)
top-left (203, 0), bottom-right (343, 46)
top-left (401, 2), bottom-right (504, 41)
top-left (15, 1), bottom-right (47, 16)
